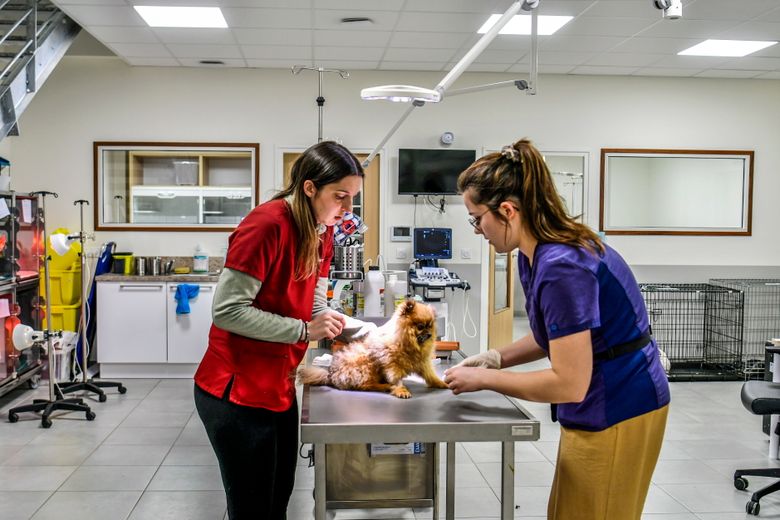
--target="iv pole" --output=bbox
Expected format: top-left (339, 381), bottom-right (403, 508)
top-left (58, 199), bottom-right (126, 401)
top-left (7, 191), bottom-right (95, 428)
top-left (291, 65), bottom-right (349, 142)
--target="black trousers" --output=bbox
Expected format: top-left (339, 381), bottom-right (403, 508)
top-left (194, 383), bottom-right (299, 520)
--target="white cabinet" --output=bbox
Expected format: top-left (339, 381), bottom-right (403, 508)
top-left (167, 283), bottom-right (215, 363)
top-left (97, 282), bottom-right (167, 363)
top-left (97, 280), bottom-right (216, 377)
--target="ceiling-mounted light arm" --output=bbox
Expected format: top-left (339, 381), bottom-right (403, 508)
top-left (447, 79), bottom-right (529, 97)
top-left (527, 7), bottom-right (539, 95)
top-left (361, 101), bottom-right (423, 168)
top-left (291, 65), bottom-right (350, 143)
top-left (433, 0), bottom-right (527, 99)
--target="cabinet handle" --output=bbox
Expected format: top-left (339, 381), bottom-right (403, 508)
top-left (169, 285), bottom-right (214, 292)
top-left (156, 192), bottom-right (176, 199)
top-left (119, 284), bottom-right (164, 291)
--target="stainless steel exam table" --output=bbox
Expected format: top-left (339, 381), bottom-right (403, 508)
top-left (300, 350), bottom-right (541, 519)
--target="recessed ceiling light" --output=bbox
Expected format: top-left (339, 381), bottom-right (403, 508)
top-left (134, 6), bottom-right (228, 28)
top-left (477, 14), bottom-right (572, 35)
top-left (678, 39), bottom-right (777, 57)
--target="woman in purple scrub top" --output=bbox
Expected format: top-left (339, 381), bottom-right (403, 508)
top-left (443, 138), bottom-right (670, 520)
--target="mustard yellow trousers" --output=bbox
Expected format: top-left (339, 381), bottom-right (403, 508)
top-left (547, 405), bottom-right (669, 520)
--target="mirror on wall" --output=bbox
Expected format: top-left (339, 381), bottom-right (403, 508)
top-left (600, 149), bottom-right (753, 236)
top-left (94, 142), bottom-right (259, 231)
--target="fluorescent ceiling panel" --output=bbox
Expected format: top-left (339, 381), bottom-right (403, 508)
top-left (678, 39), bottom-right (777, 57)
top-left (477, 14), bottom-right (573, 36)
top-left (134, 6), bottom-right (228, 28)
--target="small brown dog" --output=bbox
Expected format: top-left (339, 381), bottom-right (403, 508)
top-left (297, 299), bottom-right (448, 398)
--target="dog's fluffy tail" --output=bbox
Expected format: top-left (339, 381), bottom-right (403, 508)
top-left (297, 366), bottom-right (330, 386)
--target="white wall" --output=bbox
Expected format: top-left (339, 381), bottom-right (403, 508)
top-left (4, 57), bottom-right (780, 352)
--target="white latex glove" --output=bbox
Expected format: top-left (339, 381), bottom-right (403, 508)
top-left (454, 349), bottom-right (502, 369)
top-left (658, 348), bottom-right (671, 374)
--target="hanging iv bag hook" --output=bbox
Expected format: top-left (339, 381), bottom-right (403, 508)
top-left (291, 65), bottom-right (349, 143)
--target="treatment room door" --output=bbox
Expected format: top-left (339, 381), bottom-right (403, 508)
top-left (282, 152), bottom-right (380, 264)
top-left (488, 246), bottom-right (515, 348)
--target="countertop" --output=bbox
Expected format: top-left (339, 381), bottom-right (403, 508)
top-left (96, 272), bottom-right (221, 283)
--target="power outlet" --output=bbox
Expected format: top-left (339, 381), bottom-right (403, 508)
top-left (460, 248), bottom-right (472, 259)
top-left (395, 247), bottom-right (408, 260)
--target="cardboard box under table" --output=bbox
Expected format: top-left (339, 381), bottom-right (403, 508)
top-left (300, 349), bottom-right (540, 520)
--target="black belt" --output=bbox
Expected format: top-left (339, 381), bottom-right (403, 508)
top-left (551, 330), bottom-right (654, 422)
top-left (594, 331), bottom-right (653, 362)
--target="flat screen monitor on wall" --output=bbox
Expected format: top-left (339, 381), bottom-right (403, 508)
top-left (414, 227), bottom-right (452, 260)
top-left (398, 148), bottom-right (476, 195)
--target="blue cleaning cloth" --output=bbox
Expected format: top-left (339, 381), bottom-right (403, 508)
top-left (175, 284), bottom-right (200, 314)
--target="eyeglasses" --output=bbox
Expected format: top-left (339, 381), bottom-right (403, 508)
top-left (467, 209), bottom-right (490, 230)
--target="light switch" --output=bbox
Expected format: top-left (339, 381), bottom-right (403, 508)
top-left (460, 248), bottom-right (471, 259)
top-left (396, 247), bottom-right (408, 259)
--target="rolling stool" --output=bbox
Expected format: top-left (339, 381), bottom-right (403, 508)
top-left (734, 378), bottom-right (780, 515)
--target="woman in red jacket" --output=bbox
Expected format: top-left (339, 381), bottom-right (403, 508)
top-left (194, 141), bottom-right (367, 519)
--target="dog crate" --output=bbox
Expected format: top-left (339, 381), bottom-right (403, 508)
top-left (709, 279), bottom-right (780, 380)
top-left (640, 283), bottom-right (744, 381)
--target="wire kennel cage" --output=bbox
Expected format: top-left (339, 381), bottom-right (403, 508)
top-left (640, 283), bottom-right (744, 381)
top-left (709, 279), bottom-right (780, 380)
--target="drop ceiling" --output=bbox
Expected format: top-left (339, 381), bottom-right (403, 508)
top-left (53, 0), bottom-right (780, 80)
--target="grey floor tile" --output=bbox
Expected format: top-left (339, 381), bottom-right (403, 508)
top-left (659, 481), bottom-right (779, 514)
top-left (162, 444), bottom-right (218, 465)
top-left (0, 465), bottom-right (77, 491)
top-left (133, 398), bottom-right (195, 413)
top-left (83, 444), bottom-right (171, 466)
top-left (641, 514), bottom-right (699, 519)
top-left (2, 443), bottom-right (96, 466)
top-left (30, 490), bottom-right (141, 520)
top-left (27, 427), bottom-right (115, 447)
top-left (652, 459), bottom-right (728, 485)
top-left (0, 443), bottom-right (24, 464)
top-left (127, 490), bottom-right (226, 520)
top-left (642, 485), bottom-right (690, 514)
top-left (0, 491), bottom-right (53, 520)
top-left (120, 410), bottom-right (193, 428)
top-left (174, 424), bottom-right (211, 446)
top-left (147, 465), bottom-right (224, 491)
top-left (59, 465), bottom-right (158, 491)
top-left (104, 426), bottom-right (182, 445)
top-left (478, 461), bottom-right (555, 489)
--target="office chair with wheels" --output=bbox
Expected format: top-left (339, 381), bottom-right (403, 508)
top-left (734, 380), bottom-right (780, 516)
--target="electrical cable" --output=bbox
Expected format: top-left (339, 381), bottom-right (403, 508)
top-left (461, 284), bottom-right (477, 339)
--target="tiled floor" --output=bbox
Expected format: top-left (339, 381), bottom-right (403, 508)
top-left (0, 335), bottom-right (777, 518)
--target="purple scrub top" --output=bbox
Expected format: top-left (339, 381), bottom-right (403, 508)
top-left (518, 242), bottom-right (670, 431)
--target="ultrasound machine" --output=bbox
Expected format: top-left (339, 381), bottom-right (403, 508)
top-left (408, 227), bottom-right (468, 301)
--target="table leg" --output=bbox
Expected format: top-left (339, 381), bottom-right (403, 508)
top-left (446, 442), bottom-right (456, 520)
top-left (501, 441), bottom-right (515, 520)
top-left (314, 443), bottom-right (326, 520)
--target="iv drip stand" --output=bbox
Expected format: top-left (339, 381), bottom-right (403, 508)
top-left (291, 65), bottom-right (349, 142)
top-left (58, 199), bottom-right (126, 401)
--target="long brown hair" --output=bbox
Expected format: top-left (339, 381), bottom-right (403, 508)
top-left (457, 138), bottom-right (603, 254)
top-left (274, 141), bottom-right (364, 279)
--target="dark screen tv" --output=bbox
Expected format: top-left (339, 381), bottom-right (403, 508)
top-left (398, 148), bottom-right (476, 195)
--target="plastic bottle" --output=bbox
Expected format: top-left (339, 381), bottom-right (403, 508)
top-left (384, 274), bottom-right (407, 316)
top-left (363, 266), bottom-right (385, 318)
top-left (354, 281), bottom-right (364, 317)
top-left (193, 244), bottom-right (209, 273)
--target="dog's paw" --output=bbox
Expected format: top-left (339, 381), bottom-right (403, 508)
top-left (391, 386), bottom-right (412, 399)
top-left (428, 379), bottom-right (449, 389)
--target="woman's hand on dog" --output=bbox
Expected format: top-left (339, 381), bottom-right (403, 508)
top-left (308, 312), bottom-right (346, 341)
top-left (443, 366), bottom-right (486, 395)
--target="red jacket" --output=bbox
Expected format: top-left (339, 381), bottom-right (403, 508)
top-left (194, 199), bottom-right (332, 411)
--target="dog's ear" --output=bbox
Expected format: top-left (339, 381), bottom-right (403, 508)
top-left (399, 299), bottom-right (416, 316)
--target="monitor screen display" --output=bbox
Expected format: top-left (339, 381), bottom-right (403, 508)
top-left (414, 227), bottom-right (452, 260)
top-left (398, 149), bottom-right (476, 195)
